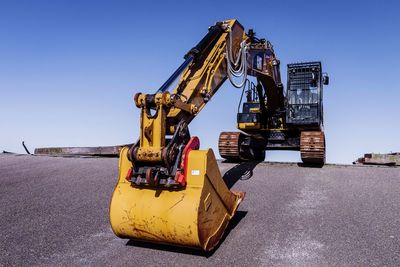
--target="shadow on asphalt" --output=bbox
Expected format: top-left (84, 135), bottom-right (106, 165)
top-left (297, 162), bottom-right (324, 168)
top-left (125, 211), bottom-right (248, 257)
top-left (222, 161), bottom-right (261, 189)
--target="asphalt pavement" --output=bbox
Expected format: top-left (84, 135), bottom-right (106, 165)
top-left (1, 153), bottom-right (399, 266)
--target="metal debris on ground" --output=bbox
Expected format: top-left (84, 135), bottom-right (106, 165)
top-left (353, 152), bottom-right (400, 166)
top-left (34, 144), bottom-right (132, 157)
top-left (22, 141), bottom-right (31, 154)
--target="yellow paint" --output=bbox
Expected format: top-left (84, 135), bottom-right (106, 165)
top-left (237, 122), bottom-right (261, 130)
top-left (133, 92), bottom-right (172, 162)
top-left (249, 107), bottom-right (260, 112)
top-left (166, 19), bottom-right (244, 120)
top-left (109, 147), bottom-right (244, 251)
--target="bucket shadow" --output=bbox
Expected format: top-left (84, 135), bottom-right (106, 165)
top-left (125, 210), bottom-right (247, 257)
top-left (222, 161), bottom-right (261, 189)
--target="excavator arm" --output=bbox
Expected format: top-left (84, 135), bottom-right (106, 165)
top-left (128, 20), bottom-right (281, 187)
top-left (109, 19), bottom-right (282, 251)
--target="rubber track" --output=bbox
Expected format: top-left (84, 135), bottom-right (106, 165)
top-left (218, 132), bottom-right (242, 161)
top-left (300, 131), bottom-right (326, 164)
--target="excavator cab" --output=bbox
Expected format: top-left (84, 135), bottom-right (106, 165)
top-left (286, 62), bottom-right (328, 127)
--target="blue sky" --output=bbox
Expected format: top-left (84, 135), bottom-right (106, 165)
top-left (1, 0), bottom-right (399, 164)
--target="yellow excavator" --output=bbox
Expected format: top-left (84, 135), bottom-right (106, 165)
top-left (109, 19), bottom-right (329, 251)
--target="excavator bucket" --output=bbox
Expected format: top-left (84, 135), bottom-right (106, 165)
top-left (109, 147), bottom-right (245, 251)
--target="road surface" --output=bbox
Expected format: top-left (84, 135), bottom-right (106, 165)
top-left (1, 154), bottom-right (399, 266)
